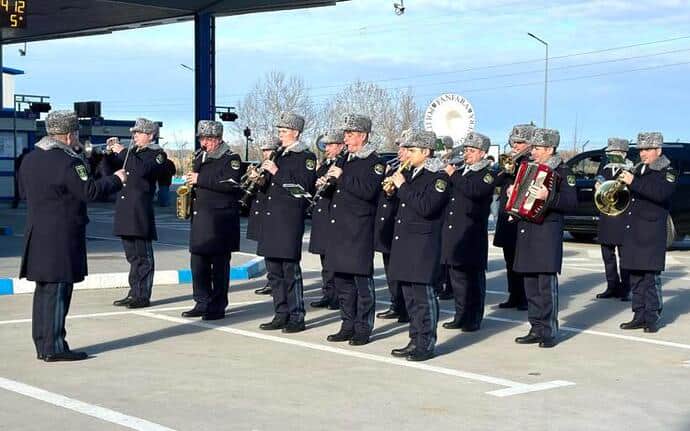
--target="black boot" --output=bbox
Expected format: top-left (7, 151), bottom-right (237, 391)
top-left (113, 296), bottom-right (132, 306)
top-left (391, 341), bottom-right (417, 358)
top-left (376, 308), bottom-right (400, 319)
top-left (310, 297), bottom-right (331, 308)
top-left (620, 317), bottom-right (646, 330)
top-left (259, 317), bottom-right (287, 330)
top-left (254, 284), bottom-right (272, 295)
top-left (515, 332), bottom-right (542, 344)
top-left (327, 329), bottom-right (353, 342)
top-left (44, 351), bottom-right (89, 362)
top-left (596, 287), bottom-right (618, 299)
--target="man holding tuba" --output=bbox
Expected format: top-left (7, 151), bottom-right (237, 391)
top-left (510, 128), bottom-right (577, 348)
top-left (593, 138), bottom-right (634, 301)
top-left (493, 124), bottom-right (535, 310)
top-left (180, 120), bottom-right (242, 320)
top-left (618, 132), bottom-right (677, 333)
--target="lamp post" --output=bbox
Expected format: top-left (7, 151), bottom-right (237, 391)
top-left (528, 32), bottom-right (549, 128)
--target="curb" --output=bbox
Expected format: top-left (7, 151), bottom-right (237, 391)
top-left (0, 257), bottom-right (265, 296)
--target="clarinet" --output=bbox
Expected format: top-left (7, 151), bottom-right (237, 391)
top-left (238, 145), bottom-right (285, 208)
top-left (307, 149), bottom-right (348, 214)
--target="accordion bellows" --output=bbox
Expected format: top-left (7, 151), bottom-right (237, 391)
top-left (505, 161), bottom-right (557, 223)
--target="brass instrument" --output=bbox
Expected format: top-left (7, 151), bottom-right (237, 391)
top-left (239, 145), bottom-right (285, 208)
top-left (382, 160), bottom-right (412, 196)
top-left (498, 146), bottom-right (531, 175)
top-left (83, 141), bottom-right (113, 158)
top-left (176, 149), bottom-right (203, 220)
top-left (594, 175), bottom-right (631, 216)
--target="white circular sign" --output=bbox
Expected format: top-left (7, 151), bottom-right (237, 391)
top-left (423, 94), bottom-right (476, 145)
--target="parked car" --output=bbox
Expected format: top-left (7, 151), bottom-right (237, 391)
top-left (564, 143), bottom-right (690, 246)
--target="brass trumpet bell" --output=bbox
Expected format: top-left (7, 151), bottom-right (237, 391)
top-left (594, 180), bottom-right (631, 216)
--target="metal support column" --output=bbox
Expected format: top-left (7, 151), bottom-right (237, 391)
top-left (194, 12), bottom-right (215, 150)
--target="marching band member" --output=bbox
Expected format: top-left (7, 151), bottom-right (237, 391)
top-left (110, 118), bottom-right (167, 309)
top-left (441, 132), bottom-right (495, 333)
top-left (375, 136), bottom-right (410, 322)
top-left (247, 136), bottom-right (281, 296)
top-left (19, 110), bottom-right (126, 361)
top-left (594, 138), bottom-right (634, 301)
top-left (309, 130), bottom-right (345, 310)
top-left (619, 132), bottom-right (677, 333)
top-left (257, 112), bottom-right (317, 333)
top-left (324, 114), bottom-right (384, 346)
top-left (493, 124), bottom-right (535, 310)
top-left (181, 121), bottom-right (242, 320)
top-left (388, 130), bottom-right (449, 361)
top-left (510, 128), bottom-right (577, 348)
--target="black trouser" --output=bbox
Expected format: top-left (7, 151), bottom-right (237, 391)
top-left (435, 264), bottom-right (451, 295)
top-left (319, 254), bottom-right (337, 306)
top-left (265, 257), bottom-right (305, 323)
top-left (335, 273), bottom-right (375, 337)
top-left (523, 273), bottom-right (559, 339)
top-left (629, 270), bottom-right (663, 324)
top-left (32, 282), bottom-right (73, 357)
top-left (382, 253), bottom-right (407, 317)
top-left (601, 244), bottom-right (630, 294)
top-left (401, 283), bottom-right (439, 353)
top-left (121, 236), bottom-right (155, 300)
top-left (503, 246), bottom-right (526, 305)
top-left (191, 253), bottom-right (230, 315)
top-left (448, 265), bottom-right (486, 327)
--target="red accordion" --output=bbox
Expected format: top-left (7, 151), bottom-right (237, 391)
top-left (505, 161), bottom-right (557, 223)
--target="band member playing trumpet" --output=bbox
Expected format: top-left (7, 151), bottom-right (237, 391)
top-left (619, 132), bottom-right (677, 333)
top-left (109, 118), bottom-right (167, 309)
top-left (309, 130), bottom-right (345, 310)
top-left (493, 124), bottom-right (535, 310)
top-left (594, 138), bottom-right (633, 301)
top-left (256, 112), bottom-right (317, 333)
top-left (323, 114), bottom-right (384, 346)
top-left (510, 128), bottom-right (576, 348)
top-left (180, 121), bottom-right (242, 320)
top-left (441, 132), bottom-right (495, 333)
top-left (388, 130), bottom-right (449, 361)
top-left (375, 135), bottom-right (411, 322)
top-left (247, 136), bottom-right (281, 296)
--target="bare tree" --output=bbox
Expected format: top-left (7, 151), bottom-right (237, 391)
top-left (235, 71), bottom-right (315, 160)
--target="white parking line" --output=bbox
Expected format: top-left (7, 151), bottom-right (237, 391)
top-left (136, 311), bottom-right (575, 398)
top-left (0, 377), bottom-right (176, 431)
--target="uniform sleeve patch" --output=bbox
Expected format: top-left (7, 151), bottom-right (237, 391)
top-left (231, 159), bottom-right (241, 170)
top-left (666, 171), bottom-right (677, 183)
top-left (435, 179), bottom-right (448, 192)
top-left (567, 174), bottom-right (576, 186)
top-left (75, 164), bottom-right (88, 181)
top-left (306, 159), bottom-right (316, 171)
top-left (155, 153), bottom-right (165, 165)
top-left (483, 173), bottom-right (494, 184)
top-left (374, 163), bottom-right (385, 175)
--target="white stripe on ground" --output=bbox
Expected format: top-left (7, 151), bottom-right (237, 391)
top-left (0, 377), bottom-right (176, 431)
top-left (136, 310), bottom-right (574, 397)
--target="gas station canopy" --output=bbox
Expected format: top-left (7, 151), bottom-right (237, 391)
top-left (0, 0), bottom-right (347, 43)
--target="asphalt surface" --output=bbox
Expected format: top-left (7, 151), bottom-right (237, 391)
top-left (1, 203), bottom-right (690, 431)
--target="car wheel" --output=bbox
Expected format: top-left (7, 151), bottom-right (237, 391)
top-left (568, 232), bottom-right (596, 242)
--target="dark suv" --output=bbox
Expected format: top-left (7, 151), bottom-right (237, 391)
top-left (564, 143), bottom-right (690, 246)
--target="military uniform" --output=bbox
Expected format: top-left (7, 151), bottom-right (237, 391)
top-left (257, 112), bottom-right (316, 332)
top-left (183, 121), bottom-right (242, 320)
top-left (308, 130), bottom-right (345, 309)
top-left (595, 138), bottom-right (634, 301)
top-left (493, 124), bottom-right (535, 310)
top-left (513, 129), bottom-right (577, 347)
top-left (386, 130), bottom-right (449, 361)
top-left (619, 132), bottom-right (677, 333)
top-left (441, 133), bottom-right (495, 332)
top-left (324, 114), bottom-right (383, 345)
top-left (110, 118), bottom-right (166, 308)
top-left (19, 111), bottom-right (123, 361)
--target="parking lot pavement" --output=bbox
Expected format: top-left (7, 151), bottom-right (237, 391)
top-left (2, 236), bottom-right (690, 431)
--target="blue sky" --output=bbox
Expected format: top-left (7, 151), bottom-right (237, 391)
top-left (4, 0), bottom-right (690, 149)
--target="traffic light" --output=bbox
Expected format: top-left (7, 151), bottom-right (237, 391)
top-left (219, 112), bottom-right (238, 122)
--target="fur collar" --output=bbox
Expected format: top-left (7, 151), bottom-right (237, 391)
top-left (543, 154), bottom-right (563, 170)
top-left (135, 142), bottom-right (161, 152)
top-left (604, 159), bottom-right (634, 170)
top-left (424, 157), bottom-right (445, 173)
top-left (205, 142), bottom-right (231, 160)
top-left (282, 140), bottom-right (309, 154)
top-left (35, 136), bottom-right (80, 158)
top-left (351, 141), bottom-right (378, 159)
top-left (648, 154), bottom-right (671, 171)
top-left (467, 158), bottom-right (491, 172)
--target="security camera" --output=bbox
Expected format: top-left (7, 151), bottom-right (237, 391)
top-left (393, 1), bottom-right (405, 15)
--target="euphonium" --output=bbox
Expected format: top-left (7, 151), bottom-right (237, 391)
top-left (382, 160), bottom-right (412, 196)
top-left (594, 176), bottom-right (631, 216)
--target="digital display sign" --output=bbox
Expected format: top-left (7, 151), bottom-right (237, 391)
top-left (1, 0), bottom-right (26, 29)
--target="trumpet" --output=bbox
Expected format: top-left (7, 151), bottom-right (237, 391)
top-left (498, 146), bottom-right (531, 175)
top-left (382, 160), bottom-right (412, 196)
top-left (83, 141), bottom-right (113, 158)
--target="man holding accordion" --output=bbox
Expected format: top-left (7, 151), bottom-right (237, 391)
top-left (509, 128), bottom-right (577, 348)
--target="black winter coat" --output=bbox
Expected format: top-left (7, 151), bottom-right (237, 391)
top-left (389, 168), bottom-right (450, 284)
top-left (111, 144), bottom-right (166, 240)
top-left (19, 143), bottom-right (122, 283)
top-left (189, 147), bottom-right (242, 255)
top-left (620, 156), bottom-right (676, 272)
